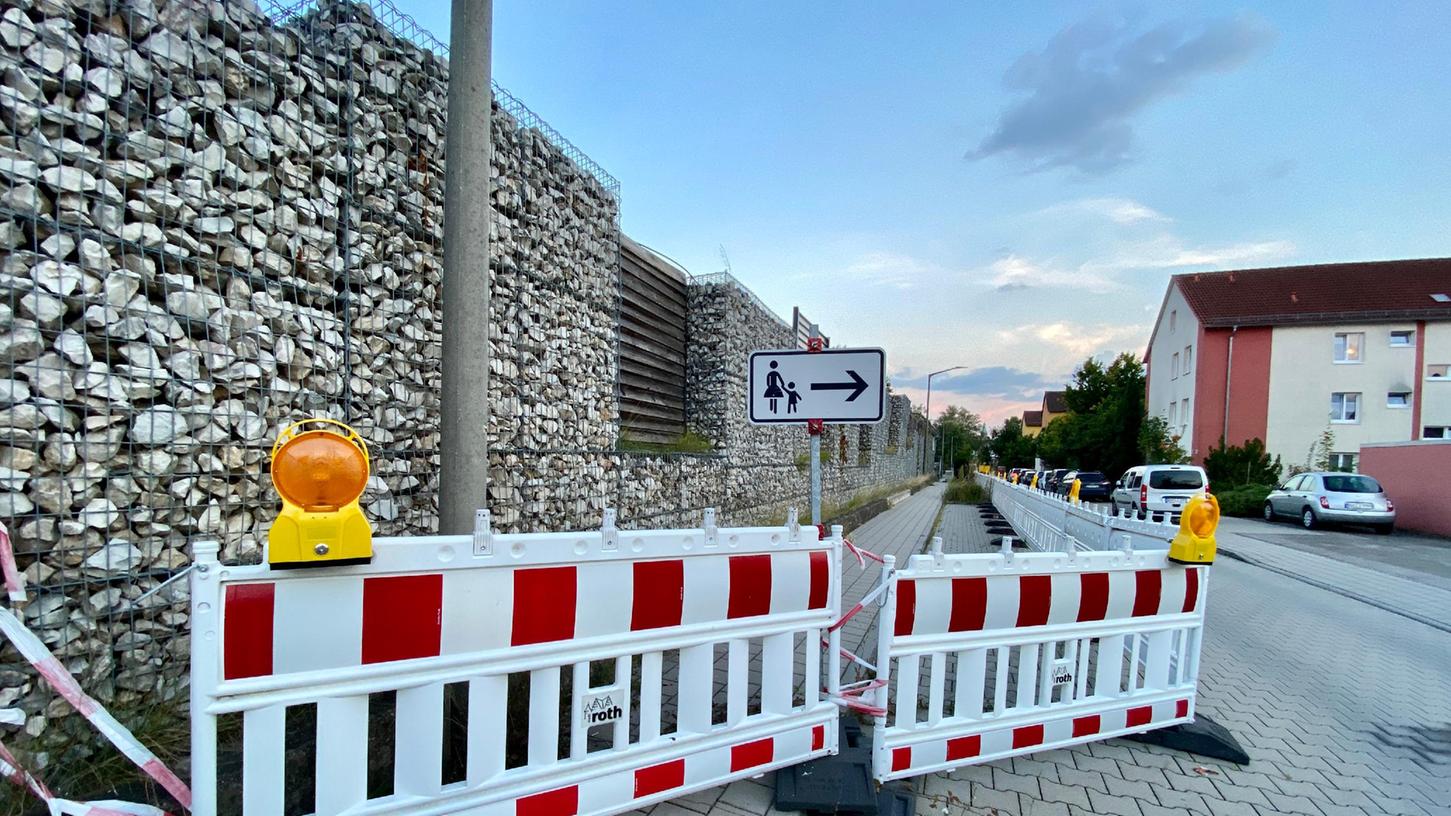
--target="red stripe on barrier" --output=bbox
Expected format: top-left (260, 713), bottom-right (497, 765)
top-left (1176, 699), bottom-right (1189, 718)
top-left (1012, 724), bottom-right (1044, 749)
top-left (1017, 575), bottom-right (1051, 627)
top-left (1078, 572), bottom-right (1110, 622)
top-left (1072, 715), bottom-right (1100, 737)
top-left (513, 567), bottom-right (577, 646)
top-left (634, 758), bottom-right (686, 798)
top-left (949, 577), bottom-right (986, 632)
top-left (808, 551), bottom-right (830, 609)
top-left (894, 580), bottom-right (916, 637)
top-left (223, 583), bottom-right (274, 680)
top-left (1132, 570), bottom-right (1162, 617)
top-left (731, 737), bottom-right (774, 771)
top-left (891, 747), bottom-right (911, 772)
top-left (811, 725), bottom-right (825, 751)
top-left (517, 785), bottom-right (579, 816)
top-left (1183, 568), bottom-right (1200, 613)
top-left (362, 574), bottom-right (443, 664)
top-left (1126, 705), bottom-right (1153, 727)
top-left (727, 554), bottom-right (773, 619)
top-left (631, 560), bottom-right (684, 631)
top-left (946, 735), bottom-right (980, 761)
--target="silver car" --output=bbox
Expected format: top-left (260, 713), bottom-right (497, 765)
top-left (1263, 472), bottom-right (1396, 533)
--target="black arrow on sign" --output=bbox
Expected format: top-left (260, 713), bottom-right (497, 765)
top-left (811, 370), bottom-right (869, 402)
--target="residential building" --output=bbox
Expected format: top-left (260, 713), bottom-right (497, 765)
top-left (1145, 259), bottom-right (1451, 470)
top-left (1041, 391), bottom-right (1068, 427)
top-left (1022, 410), bottom-right (1043, 437)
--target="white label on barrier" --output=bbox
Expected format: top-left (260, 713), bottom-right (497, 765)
top-left (582, 690), bottom-right (624, 725)
top-left (1051, 659), bottom-right (1074, 687)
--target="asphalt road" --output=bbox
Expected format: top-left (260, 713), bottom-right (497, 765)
top-left (1219, 515), bottom-right (1451, 592)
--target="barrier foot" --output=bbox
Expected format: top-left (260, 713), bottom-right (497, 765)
top-left (1126, 714), bottom-right (1250, 765)
top-left (774, 719), bottom-right (877, 814)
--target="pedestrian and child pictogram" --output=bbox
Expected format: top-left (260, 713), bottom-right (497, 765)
top-left (748, 348), bottom-right (887, 424)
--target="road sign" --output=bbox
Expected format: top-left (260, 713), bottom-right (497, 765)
top-left (748, 348), bottom-right (886, 424)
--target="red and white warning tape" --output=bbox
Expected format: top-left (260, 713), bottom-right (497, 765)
top-left (0, 522), bottom-right (191, 813)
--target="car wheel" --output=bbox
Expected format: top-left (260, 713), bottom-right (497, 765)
top-left (1262, 502), bottom-right (1275, 522)
top-left (1301, 508), bottom-right (1317, 530)
top-left (1375, 524), bottom-right (1394, 535)
top-left (1135, 504), bottom-right (1146, 521)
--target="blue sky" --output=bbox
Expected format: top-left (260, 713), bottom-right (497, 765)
top-left (395, 1), bottom-right (1451, 424)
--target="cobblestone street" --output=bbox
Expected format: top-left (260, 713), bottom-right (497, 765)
top-left (677, 492), bottom-right (1451, 816)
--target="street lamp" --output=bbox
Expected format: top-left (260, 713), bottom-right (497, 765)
top-left (924, 365), bottom-right (966, 474)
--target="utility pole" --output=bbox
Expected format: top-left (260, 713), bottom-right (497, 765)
top-left (922, 366), bottom-right (966, 475)
top-left (440, 0), bottom-right (493, 534)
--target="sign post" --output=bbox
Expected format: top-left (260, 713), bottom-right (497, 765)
top-left (747, 343), bottom-right (886, 525)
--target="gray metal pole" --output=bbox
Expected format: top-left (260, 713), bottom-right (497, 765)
top-left (810, 434), bottom-right (822, 525)
top-left (440, 0), bottom-right (493, 534)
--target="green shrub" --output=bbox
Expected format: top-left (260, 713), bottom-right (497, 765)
top-left (1204, 437), bottom-right (1282, 489)
top-left (616, 430), bottom-right (716, 454)
top-left (944, 478), bottom-right (987, 504)
top-left (1215, 483), bottom-right (1273, 517)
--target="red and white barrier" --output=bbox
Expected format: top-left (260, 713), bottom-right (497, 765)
top-left (189, 512), bottom-right (842, 816)
top-left (870, 541), bottom-right (1207, 781)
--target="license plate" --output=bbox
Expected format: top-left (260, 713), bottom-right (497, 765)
top-left (1347, 502), bottom-right (1373, 510)
top-left (1169, 500), bottom-right (1183, 508)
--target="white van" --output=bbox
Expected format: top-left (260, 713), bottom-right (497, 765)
top-left (1111, 464), bottom-right (1209, 519)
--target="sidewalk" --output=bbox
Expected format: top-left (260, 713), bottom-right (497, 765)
top-left (1215, 519), bottom-right (1451, 633)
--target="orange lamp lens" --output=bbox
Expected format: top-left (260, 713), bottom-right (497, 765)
top-left (271, 432), bottom-right (369, 511)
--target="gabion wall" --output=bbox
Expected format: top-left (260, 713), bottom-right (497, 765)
top-left (0, 0), bottom-right (928, 770)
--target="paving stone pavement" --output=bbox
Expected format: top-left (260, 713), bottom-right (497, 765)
top-left (661, 485), bottom-right (1451, 816)
top-left (938, 503), bottom-right (997, 554)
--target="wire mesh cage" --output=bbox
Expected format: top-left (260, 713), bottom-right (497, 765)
top-left (0, 0), bottom-right (617, 789)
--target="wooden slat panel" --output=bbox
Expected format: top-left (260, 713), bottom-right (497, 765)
top-left (619, 236), bottom-right (689, 442)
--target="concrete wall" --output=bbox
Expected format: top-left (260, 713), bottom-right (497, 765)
top-left (1358, 441), bottom-right (1451, 536)
top-left (1265, 323), bottom-right (1421, 469)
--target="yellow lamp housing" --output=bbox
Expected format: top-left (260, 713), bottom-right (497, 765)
top-left (1169, 494), bottom-right (1219, 565)
top-left (1029, 473), bottom-right (1039, 489)
top-left (267, 419), bottom-right (373, 568)
top-left (1068, 478), bottom-right (1082, 504)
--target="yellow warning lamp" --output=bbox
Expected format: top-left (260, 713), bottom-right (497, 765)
top-left (1169, 494), bottom-right (1219, 565)
top-left (1068, 478), bottom-right (1082, 504)
top-left (267, 419), bottom-right (373, 568)
top-left (1029, 472), bottom-right (1039, 490)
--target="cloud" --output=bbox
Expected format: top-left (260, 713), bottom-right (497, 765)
top-left (1038, 197), bottom-right (1169, 225)
top-left (1009, 321), bottom-right (1150, 358)
top-left (1089, 236), bottom-right (1297, 272)
top-left (984, 254), bottom-right (1122, 293)
top-left (972, 14), bottom-right (1275, 173)
top-left (840, 251), bottom-right (940, 289)
top-left (894, 366), bottom-right (1060, 400)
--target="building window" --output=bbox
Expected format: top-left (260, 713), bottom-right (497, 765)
top-left (1171, 352), bottom-right (1180, 379)
top-left (1183, 345), bottom-right (1192, 374)
top-left (1425, 426), bottom-right (1449, 439)
top-left (1387, 392), bottom-right (1411, 408)
top-left (1330, 392), bottom-right (1360, 423)
top-left (1333, 332), bottom-right (1364, 363)
top-left (1389, 330), bottom-right (1414, 347)
top-left (1328, 453), bottom-right (1358, 473)
top-left (1168, 402), bottom-right (1177, 426)
top-left (1180, 398), bottom-right (1189, 431)
top-left (1429, 364), bottom-right (1449, 380)
top-left (1169, 309), bottom-right (1177, 333)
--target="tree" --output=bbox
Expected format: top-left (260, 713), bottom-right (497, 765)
top-left (1308, 425), bottom-right (1338, 471)
top-left (1203, 437), bottom-right (1282, 488)
top-left (1035, 353), bottom-right (1150, 479)
top-left (935, 406), bottom-right (989, 472)
top-left (1138, 416), bottom-right (1190, 465)
top-left (989, 416), bottom-right (1037, 468)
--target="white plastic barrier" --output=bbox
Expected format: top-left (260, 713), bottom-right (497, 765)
top-left (190, 511), bottom-right (841, 816)
top-left (869, 541), bottom-right (1206, 781)
top-left (978, 474), bottom-right (1181, 553)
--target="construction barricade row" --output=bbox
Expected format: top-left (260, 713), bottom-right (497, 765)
top-left (189, 512), bottom-right (842, 816)
top-left (868, 541), bottom-right (1206, 781)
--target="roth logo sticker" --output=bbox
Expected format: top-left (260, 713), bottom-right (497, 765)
top-left (582, 691), bottom-right (624, 725)
top-left (1051, 659), bottom-right (1074, 687)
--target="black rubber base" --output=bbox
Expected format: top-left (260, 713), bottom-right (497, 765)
top-left (269, 556), bottom-right (374, 570)
top-left (775, 719), bottom-right (879, 814)
top-left (1126, 714), bottom-right (1250, 765)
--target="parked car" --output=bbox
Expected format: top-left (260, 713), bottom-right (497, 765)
top-left (1263, 472), bottom-right (1395, 533)
top-left (1111, 464), bottom-right (1209, 518)
top-left (1059, 470), bottom-right (1112, 502)
top-left (1044, 468), bottom-right (1070, 493)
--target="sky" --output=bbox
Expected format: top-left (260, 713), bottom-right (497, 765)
top-left (394, 1), bottom-right (1451, 425)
